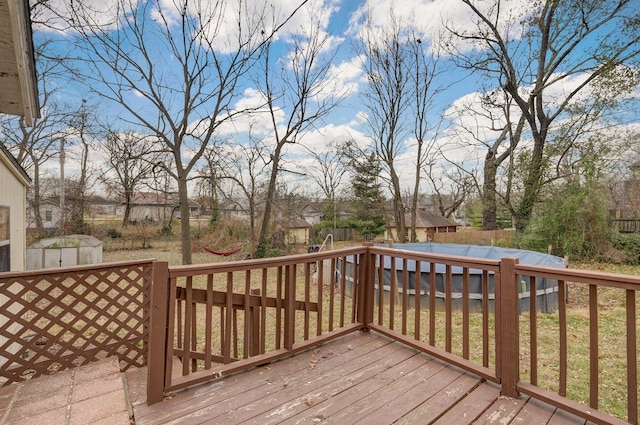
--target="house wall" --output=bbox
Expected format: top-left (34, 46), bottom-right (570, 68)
top-left (0, 154), bottom-right (28, 272)
top-left (0, 151), bottom-right (29, 367)
top-left (286, 228), bottom-right (309, 245)
top-left (386, 225), bottom-right (457, 243)
top-left (26, 202), bottom-right (62, 229)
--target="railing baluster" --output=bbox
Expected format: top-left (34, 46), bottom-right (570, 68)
top-left (261, 268), bottom-right (267, 353)
top-left (339, 257), bottom-right (346, 328)
top-left (482, 270), bottom-right (489, 368)
top-left (529, 275), bottom-right (537, 386)
top-left (190, 287), bottom-right (197, 372)
top-left (233, 308), bottom-right (238, 358)
top-left (243, 270), bottom-right (251, 358)
top-left (329, 259), bottom-right (335, 332)
top-left (402, 258), bottom-right (408, 335)
top-left (377, 254), bottom-right (384, 326)
top-left (304, 262), bottom-right (311, 341)
top-left (351, 255), bottom-right (358, 324)
top-left (276, 266), bottom-right (283, 349)
top-left (389, 255), bottom-right (397, 331)
top-left (204, 274), bottom-right (213, 369)
top-left (284, 265), bottom-right (296, 350)
top-left (627, 289), bottom-right (638, 425)
top-left (183, 276), bottom-right (193, 376)
top-left (224, 272), bottom-right (233, 363)
top-left (429, 262), bottom-right (436, 346)
top-left (589, 283), bottom-right (598, 409)
top-left (559, 279), bottom-right (567, 397)
top-left (317, 260), bottom-right (323, 337)
top-left (462, 267), bottom-right (469, 359)
top-left (445, 264), bottom-right (452, 353)
top-left (414, 261), bottom-right (421, 341)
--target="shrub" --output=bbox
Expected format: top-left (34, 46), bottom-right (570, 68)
top-left (611, 233), bottom-right (640, 264)
top-left (106, 228), bottom-right (122, 238)
top-left (520, 172), bottom-right (612, 260)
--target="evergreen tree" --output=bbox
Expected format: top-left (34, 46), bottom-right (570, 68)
top-left (348, 153), bottom-right (386, 236)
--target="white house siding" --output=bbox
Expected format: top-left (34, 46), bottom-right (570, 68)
top-left (0, 151), bottom-right (29, 272)
top-left (0, 148), bottom-right (30, 368)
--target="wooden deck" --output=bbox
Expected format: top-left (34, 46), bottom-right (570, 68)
top-left (128, 331), bottom-right (588, 425)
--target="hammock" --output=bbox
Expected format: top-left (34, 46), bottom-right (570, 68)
top-left (202, 246), bottom-right (242, 256)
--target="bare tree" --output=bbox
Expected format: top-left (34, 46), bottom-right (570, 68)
top-left (407, 35), bottom-right (448, 241)
top-left (305, 142), bottom-right (348, 227)
top-left (202, 134), bottom-right (271, 253)
top-left (0, 27), bottom-right (73, 235)
top-left (357, 12), bottom-right (412, 242)
top-left (424, 162), bottom-right (474, 219)
top-left (446, 0), bottom-right (640, 232)
top-left (254, 6), bottom-right (344, 257)
top-left (99, 130), bottom-right (161, 226)
top-left (64, 0), bottom-right (309, 264)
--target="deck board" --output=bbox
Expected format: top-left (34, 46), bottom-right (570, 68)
top-left (128, 331), bottom-right (595, 425)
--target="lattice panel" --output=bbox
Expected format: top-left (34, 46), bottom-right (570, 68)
top-left (0, 261), bottom-right (153, 386)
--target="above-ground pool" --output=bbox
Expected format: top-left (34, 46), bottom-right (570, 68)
top-left (340, 243), bottom-right (566, 314)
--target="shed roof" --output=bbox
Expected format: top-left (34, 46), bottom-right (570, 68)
top-left (29, 234), bottom-right (103, 249)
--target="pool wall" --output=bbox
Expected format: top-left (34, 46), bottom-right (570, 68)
top-left (338, 243), bottom-right (566, 314)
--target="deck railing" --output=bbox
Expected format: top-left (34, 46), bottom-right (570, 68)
top-left (514, 263), bottom-right (639, 425)
top-left (0, 246), bottom-right (636, 424)
top-left (146, 246), bottom-right (369, 402)
top-left (148, 245), bottom-right (639, 424)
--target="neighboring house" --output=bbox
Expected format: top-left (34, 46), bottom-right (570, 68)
top-left (284, 218), bottom-right (312, 245)
top-left (27, 196), bottom-right (62, 230)
top-left (299, 203), bottom-right (324, 225)
top-left (127, 192), bottom-right (175, 223)
top-left (124, 192), bottom-right (201, 222)
top-left (218, 199), bottom-right (251, 221)
top-left (85, 196), bottom-right (120, 216)
top-left (386, 208), bottom-right (458, 242)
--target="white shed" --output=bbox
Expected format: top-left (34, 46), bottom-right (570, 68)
top-left (27, 234), bottom-right (103, 270)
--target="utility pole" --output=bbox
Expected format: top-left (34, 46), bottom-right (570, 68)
top-left (59, 137), bottom-right (65, 235)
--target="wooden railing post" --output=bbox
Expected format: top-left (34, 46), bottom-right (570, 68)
top-left (147, 261), bottom-right (169, 405)
top-left (497, 257), bottom-right (519, 398)
top-left (357, 243), bottom-right (375, 329)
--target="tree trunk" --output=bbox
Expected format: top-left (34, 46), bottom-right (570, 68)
top-left (389, 165), bottom-right (406, 243)
top-left (257, 150), bottom-right (281, 257)
top-left (32, 162), bottom-right (43, 234)
top-left (483, 149), bottom-right (497, 231)
top-left (123, 192), bottom-right (132, 227)
top-left (177, 177), bottom-right (192, 264)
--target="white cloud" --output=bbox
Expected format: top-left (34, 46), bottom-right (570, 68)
top-left (349, 0), bottom-right (539, 54)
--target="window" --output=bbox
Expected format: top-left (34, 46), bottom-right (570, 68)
top-left (45, 210), bottom-right (52, 222)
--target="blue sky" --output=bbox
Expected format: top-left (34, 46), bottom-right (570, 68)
top-left (30, 0), bottom-right (640, 198)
